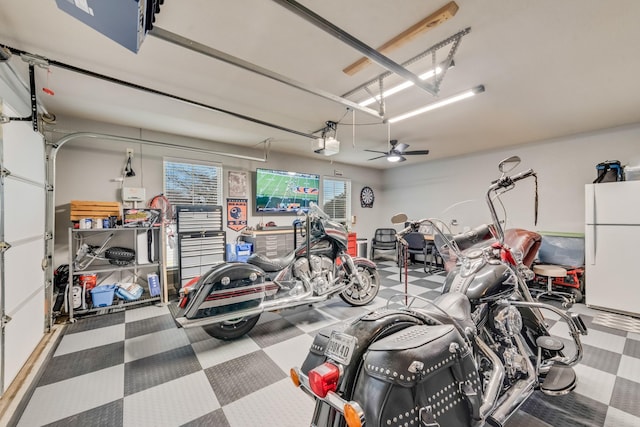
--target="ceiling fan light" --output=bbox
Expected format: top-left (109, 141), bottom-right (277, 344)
top-left (387, 154), bottom-right (403, 162)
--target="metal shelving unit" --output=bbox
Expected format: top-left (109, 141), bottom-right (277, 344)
top-left (67, 227), bottom-right (164, 321)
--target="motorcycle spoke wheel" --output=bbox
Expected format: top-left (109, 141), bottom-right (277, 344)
top-left (202, 314), bottom-right (261, 341)
top-left (340, 265), bottom-right (380, 306)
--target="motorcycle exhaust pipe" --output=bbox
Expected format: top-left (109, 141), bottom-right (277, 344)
top-left (486, 335), bottom-right (536, 426)
top-left (475, 336), bottom-right (505, 420)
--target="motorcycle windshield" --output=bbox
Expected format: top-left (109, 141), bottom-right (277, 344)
top-left (431, 199), bottom-right (494, 265)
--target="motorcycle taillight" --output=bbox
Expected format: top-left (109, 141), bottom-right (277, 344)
top-left (308, 362), bottom-right (340, 398)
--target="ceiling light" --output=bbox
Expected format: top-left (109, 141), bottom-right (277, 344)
top-left (359, 66), bottom-right (445, 107)
top-left (387, 154), bottom-right (404, 162)
top-left (388, 85), bottom-right (485, 124)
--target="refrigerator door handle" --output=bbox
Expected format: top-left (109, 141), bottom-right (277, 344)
top-left (586, 224), bottom-right (596, 265)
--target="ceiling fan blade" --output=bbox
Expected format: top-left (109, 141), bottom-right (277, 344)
top-left (403, 150), bottom-right (430, 155)
top-left (364, 149), bottom-right (389, 154)
top-left (394, 143), bottom-right (409, 153)
top-left (367, 155), bottom-right (387, 161)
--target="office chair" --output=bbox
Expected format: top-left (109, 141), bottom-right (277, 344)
top-left (370, 228), bottom-right (397, 261)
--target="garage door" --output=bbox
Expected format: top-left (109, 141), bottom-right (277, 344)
top-left (0, 102), bottom-right (46, 395)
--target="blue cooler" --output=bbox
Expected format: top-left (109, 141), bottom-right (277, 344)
top-left (236, 242), bottom-right (252, 262)
top-left (90, 284), bottom-right (116, 307)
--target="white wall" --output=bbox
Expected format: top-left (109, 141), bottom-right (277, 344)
top-left (52, 116), bottom-right (386, 267)
top-left (380, 123), bottom-right (640, 235)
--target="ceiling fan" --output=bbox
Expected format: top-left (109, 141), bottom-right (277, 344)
top-left (365, 140), bottom-right (430, 162)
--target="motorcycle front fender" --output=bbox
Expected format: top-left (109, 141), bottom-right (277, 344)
top-left (177, 262), bottom-right (274, 326)
top-left (351, 256), bottom-right (377, 270)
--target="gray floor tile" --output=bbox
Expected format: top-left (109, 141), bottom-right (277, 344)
top-left (521, 391), bottom-right (607, 427)
top-left (38, 341), bottom-right (124, 386)
top-left (205, 350), bottom-right (286, 406)
top-left (247, 317), bottom-right (305, 348)
top-left (609, 376), bottom-right (640, 418)
top-left (623, 338), bottom-right (640, 359)
top-left (180, 408), bottom-right (231, 427)
top-left (65, 311), bottom-right (126, 334)
top-left (124, 345), bottom-right (201, 396)
top-left (507, 410), bottom-right (554, 426)
top-left (43, 399), bottom-right (123, 427)
top-left (125, 313), bottom-right (177, 339)
top-left (580, 343), bottom-right (623, 375)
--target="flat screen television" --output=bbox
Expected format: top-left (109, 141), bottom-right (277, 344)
top-left (255, 168), bottom-right (320, 213)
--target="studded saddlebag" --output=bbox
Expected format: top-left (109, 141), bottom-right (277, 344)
top-left (301, 309), bottom-right (425, 376)
top-left (353, 324), bottom-right (481, 427)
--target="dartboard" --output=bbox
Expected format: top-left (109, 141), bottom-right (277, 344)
top-left (360, 186), bottom-right (374, 208)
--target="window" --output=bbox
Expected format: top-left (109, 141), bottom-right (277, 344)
top-left (323, 177), bottom-right (351, 223)
top-left (163, 158), bottom-right (223, 267)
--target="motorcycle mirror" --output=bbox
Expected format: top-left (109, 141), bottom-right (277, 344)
top-left (391, 213), bottom-right (408, 224)
top-left (498, 155), bottom-right (521, 173)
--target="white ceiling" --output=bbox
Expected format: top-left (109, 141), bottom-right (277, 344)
top-left (1, 0), bottom-right (640, 169)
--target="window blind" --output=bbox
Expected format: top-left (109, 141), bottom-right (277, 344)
top-left (323, 177), bottom-right (351, 223)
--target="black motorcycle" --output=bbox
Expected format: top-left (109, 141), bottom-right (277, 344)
top-left (174, 202), bottom-right (380, 340)
top-left (291, 156), bottom-right (588, 427)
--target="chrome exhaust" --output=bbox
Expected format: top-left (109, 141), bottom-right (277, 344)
top-left (487, 335), bottom-right (537, 425)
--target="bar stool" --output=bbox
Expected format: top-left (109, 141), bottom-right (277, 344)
top-left (532, 264), bottom-right (574, 307)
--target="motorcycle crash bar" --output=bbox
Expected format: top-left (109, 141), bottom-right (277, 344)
top-left (290, 365), bottom-right (365, 427)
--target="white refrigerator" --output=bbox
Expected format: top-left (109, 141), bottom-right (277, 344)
top-left (585, 181), bottom-right (640, 317)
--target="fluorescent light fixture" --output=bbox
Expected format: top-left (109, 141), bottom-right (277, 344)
top-left (359, 66), bottom-right (444, 107)
top-left (388, 85), bottom-right (485, 124)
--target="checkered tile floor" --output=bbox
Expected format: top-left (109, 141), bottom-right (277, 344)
top-left (10, 261), bottom-right (640, 426)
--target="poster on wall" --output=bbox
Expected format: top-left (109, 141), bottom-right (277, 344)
top-left (228, 170), bottom-right (248, 198)
top-left (227, 198), bottom-right (248, 231)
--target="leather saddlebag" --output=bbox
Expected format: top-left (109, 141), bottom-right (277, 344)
top-left (353, 324), bottom-right (480, 427)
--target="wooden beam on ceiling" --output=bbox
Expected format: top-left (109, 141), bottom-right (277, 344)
top-left (342, 1), bottom-right (459, 76)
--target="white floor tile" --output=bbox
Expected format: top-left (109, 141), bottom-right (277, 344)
top-left (549, 321), bottom-right (626, 353)
top-left (617, 355), bottom-right (640, 383)
top-left (17, 365), bottom-right (124, 427)
top-left (192, 335), bottom-right (260, 369)
top-left (123, 371), bottom-right (219, 427)
top-left (55, 324), bottom-right (125, 356)
top-left (263, 333), bottom-right (314, 374)
top-left (223, 378), bottom-right (314, 427)
top-left (124, 328), bottom-right (190, 362)
top-left (573, 303), bottom-right (607, 318)
top-left (573, 363), bottom-right (617, 404)
top-left (124, 304), bottom-right (171, 323)
top-left (604, 406), bottom-right (640, 427)
top-left (283, 308), bottom-right (339, 333)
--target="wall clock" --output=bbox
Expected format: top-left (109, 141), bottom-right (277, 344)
top-left (360, 186), bottom-right (375, 208)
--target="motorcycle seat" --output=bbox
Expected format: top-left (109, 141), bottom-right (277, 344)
top-left (246, 251), bottom-right (296, 272)
top-left (417, 292), bottom-right (475, 333)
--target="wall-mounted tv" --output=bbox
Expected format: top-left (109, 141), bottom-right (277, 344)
top-left (255, 168), bottom-right (320, 213)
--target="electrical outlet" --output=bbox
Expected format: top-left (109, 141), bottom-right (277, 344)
top-left (126, 148), bottom-right (134, 158)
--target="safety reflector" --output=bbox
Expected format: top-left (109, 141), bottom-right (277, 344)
top-left (290, 368), bottom-right (301, 388)
top-left (308, 362), bottom-right (340, 398)
top-left (344, 402), bottom-right (363, 427)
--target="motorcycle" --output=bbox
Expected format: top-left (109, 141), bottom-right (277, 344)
top-left (290, 156), bottom-right (588, 427)
top-left (174, 202), bottom-right (380, 340)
